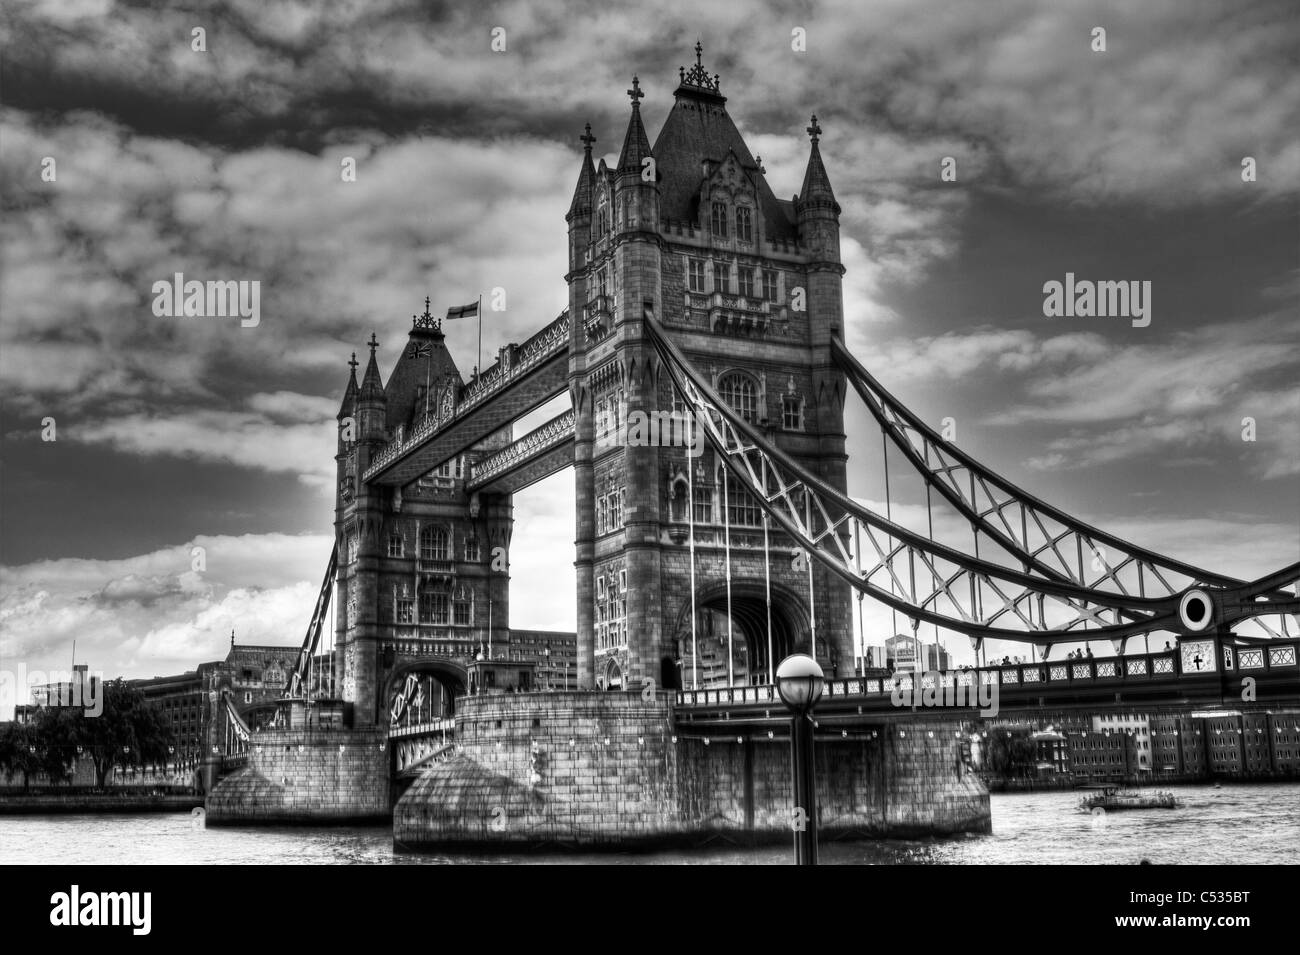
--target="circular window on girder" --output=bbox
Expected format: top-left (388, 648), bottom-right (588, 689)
top-left (1178, 589), bottom-right (1213, 632)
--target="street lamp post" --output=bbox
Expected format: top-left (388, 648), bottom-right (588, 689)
top-left (776, 653), bottom-right (825, 866)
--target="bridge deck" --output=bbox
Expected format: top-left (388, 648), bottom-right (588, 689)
top-left (674, 643), bottom-right (1300, 730)
top-left (364, 313), bottom-right (571, 486)
top-left (467, 409), bottom-right (575, 494)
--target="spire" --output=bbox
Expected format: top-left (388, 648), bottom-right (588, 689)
top-left (799, 114), bottom-right (839, 215)
top-left (567, 123), bottom-right (597, 220)
top-left (676, 40), bottom-right (723, 100)
top-left (411, 295), bottom-right (443, 335)
top-left (359, 332), bottom-right (385, 404)
top-left (616, 76), bottom-right (653, 175)
top-left (337, 352), bottom-right (359, 419)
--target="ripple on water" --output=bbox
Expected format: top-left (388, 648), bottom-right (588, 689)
top-left (0, 783), bottom-right (1296, 865)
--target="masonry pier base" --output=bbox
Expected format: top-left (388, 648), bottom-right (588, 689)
top-left (392, 691), bottom-right (990, 851)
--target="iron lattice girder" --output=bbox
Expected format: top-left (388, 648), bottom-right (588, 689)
top-left (829, 336), bottom-right (1248, 597)
top-left (287, 547), bottom-right (337, 699)
top-left (646, 314), bottom-right (1298, 642)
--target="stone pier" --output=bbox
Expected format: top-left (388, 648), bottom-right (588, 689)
top-left (393, 691), bottom-right (990, 850)
top-left (206, 726), bottom-right (390, 824)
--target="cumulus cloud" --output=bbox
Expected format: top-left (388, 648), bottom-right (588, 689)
top-left (0, 532), bottom-right (332, 716)
top-left (2, 0), bottom-right (1295, 694)
top-left (866, 312), bottom-right (1299, 479)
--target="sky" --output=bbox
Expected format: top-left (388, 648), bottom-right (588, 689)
top-left (1, 0), bottom-right (1297, 712)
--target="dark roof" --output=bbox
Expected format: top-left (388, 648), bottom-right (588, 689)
top-left (568, 144), bottom-right (596, 219)
top-left (799, 140), bottom-right (840, 214)
top-left (337, 361), bottom-right (358, 420)
top-left (650, 85), bottom-right (797, 238)
top-left (384, 325), bottom-right (464, 434)
top-left (359, 346), bottom-right (385, 404)
top-left (616, 93), bottom-right (653, 176)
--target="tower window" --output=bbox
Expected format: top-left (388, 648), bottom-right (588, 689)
top-left (718, 371), bottom-right (759, 422)
top-left (388, 533), bottom-right (404, 558)
top-left (711, 202), bottom-right (728, 237)
top-left (419, 525), bottom-right (450, 561)
top-left (418, 592), bottom-right (449, 625)
top-left (713, 260), bottom-right (730, 294)
top-left (762, 270), bottom-right (778, 302)
top-left (738, 268), bottom-right (755, 299)
top-left (782, 395), bottom-right (804, 431)
top-left (693, 485), bottom-right (713, 524)
top-left (396, 599), bottom-right (414, 624)
top-left (687, 258), bottom-right (705, 293)
top-left (724, 471), bottom-right (762, 527)
top-left (463, 537), bottom-right (480, 562)
top-left (453, 593), bottom-right (471, 626)
top-left (736, 206), bottom-right (752, 242)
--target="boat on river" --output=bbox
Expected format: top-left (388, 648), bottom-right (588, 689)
top-left (1077, 784), bottom-right (1182, 811)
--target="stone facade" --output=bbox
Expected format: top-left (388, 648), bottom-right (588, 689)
top-left (206, 726), bottom-right (390, 823)
top-left (393, 691), bottom-right (990, 849)
top-left (565, 49), bottom-right (854, 695)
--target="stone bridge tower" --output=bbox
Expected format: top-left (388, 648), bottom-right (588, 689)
top-left (567, 46), bottom-right (853, 692)
top-left (334, 307), bottom-right (514, 725)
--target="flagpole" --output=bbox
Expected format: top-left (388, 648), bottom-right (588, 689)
top-left (476, 293), bottom-right (483, 380)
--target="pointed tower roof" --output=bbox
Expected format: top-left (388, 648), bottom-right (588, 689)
top-left (383, 298), bottom-right (465, 431)
top-left (650, 43), bottom-right (796, 238)
top-left (337, 352), bottom-right (359, 420)
top-left (567, 124), bottom-right (598, 220)
top-left (616, 75), bottom-right (653, 176)
top-left (798, 114), bottom-right (840, 215)
top-left (359, 332), bottom-right (385, 404)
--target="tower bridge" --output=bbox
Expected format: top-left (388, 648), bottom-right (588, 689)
top-left (205, 46), bottom-right (1299, 847)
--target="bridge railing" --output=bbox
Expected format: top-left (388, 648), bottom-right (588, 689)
top-left (388, 717), bottom-right (455, 740)
top-left (674, 641), bottom-right (1299, 708)
top-left (468, 409), bottom-right (576, 487)
top-left (456, 311), bottom-right (570, 416)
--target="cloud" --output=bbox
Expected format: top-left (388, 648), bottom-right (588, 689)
top-left (0, 532), bottom-right (333, 716)
top-left (868, 312), bottom-right (1299, 479)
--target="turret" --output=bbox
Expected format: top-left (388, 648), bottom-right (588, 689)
top-left (357, 332), bottom-right (387, 443)
top-left (796, 115), bottom-right (842, 266)
top-left (614, 75), bottom-right (659, 235)
top-left (567, 125), bottom-right (597, 231)
top-left (567, 124), bottom-right (598, 343)
top-left (337, 352), bottom-right (359, 447)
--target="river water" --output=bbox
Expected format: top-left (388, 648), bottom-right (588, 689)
top-left (2, 783), bottom-right (1296, 865)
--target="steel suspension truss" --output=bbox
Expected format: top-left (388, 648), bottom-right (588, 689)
top-left (286, 548), bottom-right (337, 699)
top-left (830, 338), bottom-right (1297, 640)
top-left (221, 691), bottom-right (251, 755)
top-left (645, 313), bottom-right (1299, 645)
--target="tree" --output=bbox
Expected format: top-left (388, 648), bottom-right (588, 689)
top-left (31, 706), bottom-right (79, 784)
top-left (73, 680), bottom-right (174, 787)
top-left (0, 721), bottom-right (44, 789)
top-left (983, 728), bottom-right (1037, 779)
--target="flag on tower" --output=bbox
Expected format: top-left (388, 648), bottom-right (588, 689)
top-left (445, 301), bottom-right (479, 320)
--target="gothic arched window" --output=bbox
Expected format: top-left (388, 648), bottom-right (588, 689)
top-left (669, 477), bottom-right (689, 522)
top-left (782, 394), bottom-right (804, 431)
top-left (711, 201), bottom-right (728, 237)
top-left (718, 371), bottom-right (759, 423)
top-left (419, 525), bottom-right (450, 561)
top-left (721, 468), bottom-right (762, 528)
top-left (736, 206), bottom-right (753, 242)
